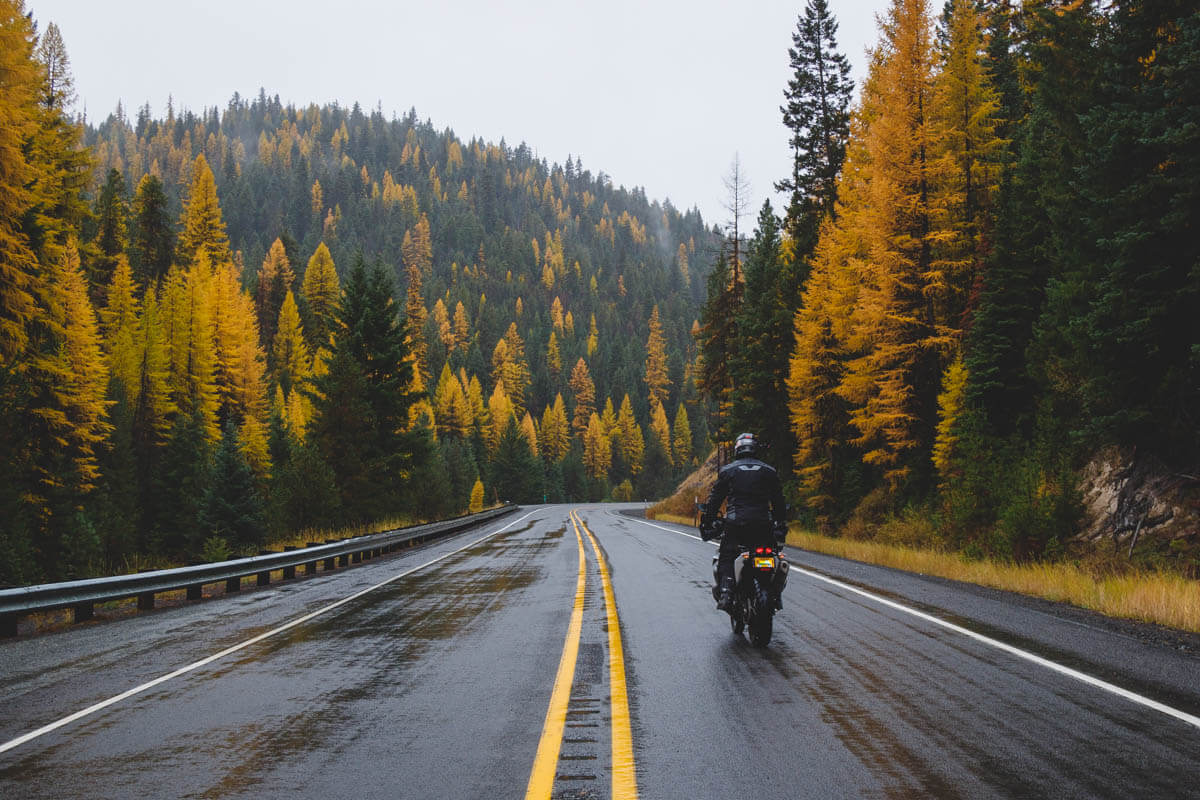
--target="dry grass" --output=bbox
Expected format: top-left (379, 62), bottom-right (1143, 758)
top-left (265, 515), bottom-right (420, 552)
top-left (647, 450), bottom-right (718, 521)
top-left (787, 529), bottom-right (1200, 634)
top-left (644, 504), bottom-right (1199, 633)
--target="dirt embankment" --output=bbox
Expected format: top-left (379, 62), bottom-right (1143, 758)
top-left (647, 450), bottom-right (719, 522)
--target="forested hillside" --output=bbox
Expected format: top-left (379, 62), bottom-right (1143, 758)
top-left (0, 0), bottom-right (716, 584)
top-left (700, 0), bottom-right (1199, 571)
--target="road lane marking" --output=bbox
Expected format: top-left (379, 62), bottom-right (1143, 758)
top-left (576, 509), bottom-right (639, 800)
top-left (624, 515), bottom-right (1200, 732)
top-left (523, 512), bottom-right (587, 800)
top-left (0, 510), bottom-right (538, 757)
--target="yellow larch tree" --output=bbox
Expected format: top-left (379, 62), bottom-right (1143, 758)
top-left (29, 239), bottom-right (112, 497)
top-left (539, 393), bottom-right (571, 462)
top-left (649, 399), bottom-right (672, 464)
top-left (272, 290), bottom-right (310, 395)
top-left (402, 213), bottom-right (433, 276)
top-left (600, 397), bottom-right (618, 439)
top-left (926, 0), bottom-right (1005, 326)
top-left (672, 404), bottom-right (693, 467)
top-left (787, 215), bottom-right (858, 522)
top-left (0, 1), bottom-right (41, 363)
top-left (836, 0), bottom-right (950, 487)
top-left (100, 255), bottom-right (142, 404)
top-left (239, 411), bottom-right (272, 479)
top-left (161, 253), bottom-right (220, 442)
top-left (582, 412), bottom-right (611, 480)
top-left (586, 313), bottom-right (598, 358)
top-left (431, 298), bottom-right (453, 350)
top-left (644, 304), bottom-right (670, 409)
top-left (434, 363), bottom-right (472, 438)
top-left (550, 296), bottom-right (564, 331)
top-left (452, 301), bottom-right (470, 349)
top-left (176, 154), bottom-right (232, 268)
top-left (256, 238), bottom-right (294, 350)
top-left (568, 357), bottom-right (595, 438)
top-left (615, 395), bottom-right (644, 476)
top-left (300, 241), bottom-right (339, 350)
top-left (211, 260), bottom-right (268, 425)
top-left (464, 371), bottom-right (486, 435)
top-left (485, 382), bottom-right (515, 453)
top-left (133, 290), bottom-right (175, 443)
top-left (404, 263), bottom-right (429, 385)
top-left (469, 478), bottom-right (485, 513)
top-left (932, 353), bottom-right (967, 489)
top-left (546, 329), bottom-right (562, 379)
top-left (491, 322), bottom-right (530, 416)
top-left (520, 411), bottom-right (539, 459)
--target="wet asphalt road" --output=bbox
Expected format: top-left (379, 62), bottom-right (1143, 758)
top-left (1, 504), bottom-right (1198, 799)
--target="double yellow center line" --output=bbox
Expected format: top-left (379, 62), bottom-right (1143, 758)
top-left (524, 509), bottom-right (638, 800)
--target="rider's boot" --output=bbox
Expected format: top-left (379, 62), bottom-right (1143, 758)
top-left (716, 578), bottom-right (734, 611)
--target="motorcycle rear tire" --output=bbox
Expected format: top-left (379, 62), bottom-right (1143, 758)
top-left (749, 613), bottom-right (773, 647)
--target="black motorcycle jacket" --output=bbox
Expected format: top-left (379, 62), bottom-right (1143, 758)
top-left (704, 456), bottom-right (786, 526)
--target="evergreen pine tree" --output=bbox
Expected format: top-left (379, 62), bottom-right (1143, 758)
top-left (129, 174), bottom-right (174, 286)
top-left (778, 0), bottom-right (855, 249)
top-left (1057, 1), bottom-right (1200, 462)
top-left (490, 417), bottom-right (542, 503)
top-left (199, 422), bottom-right (265, 550)
top-left (729, 200), bottom-right (793, 470)
top-left (90, 168), bottom-right (128, 298)
top-left (308, 255), bottom-right (425, 520)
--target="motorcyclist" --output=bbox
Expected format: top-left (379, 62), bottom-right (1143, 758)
top-left (701, 433), bottom-right (787, 612)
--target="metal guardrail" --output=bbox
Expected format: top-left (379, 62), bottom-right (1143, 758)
top-left (0, 504), bottom-right (519, 637)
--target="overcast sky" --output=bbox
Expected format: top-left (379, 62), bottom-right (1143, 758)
top-left (31, 0), bottom-right (890, 229)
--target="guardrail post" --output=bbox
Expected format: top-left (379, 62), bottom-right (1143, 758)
top-left (1, 614), bottom-right (16, 637)
top-left (305, 543), bottom-right (321, 575)
top-left (257, 570), bottom-right (270, 587)
top-left (138, 592), bottom-right (155, 610)
top-left (187, 584), bottom-right (202, 601)
top-left (338, 553), bottom-right (349, 567)
top-left (73, 602), bottom-right (94, 623)
top-left (282, 547), bottom-right (298, 579)
top-left (352, 551), bottom-right (362, 563)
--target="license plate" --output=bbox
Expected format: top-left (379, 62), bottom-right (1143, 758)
top-left (753, 557), bottom-right (776, 569)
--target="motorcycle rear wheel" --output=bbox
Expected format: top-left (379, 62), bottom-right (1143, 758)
top-left (748, 613), bottom-right (773, 647)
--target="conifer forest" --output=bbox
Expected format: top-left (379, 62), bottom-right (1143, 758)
top-left (2, 0), bottom-right (1198, 585)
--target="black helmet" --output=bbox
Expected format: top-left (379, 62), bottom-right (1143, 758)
top-left (733, 432), bottom-right (758, 459)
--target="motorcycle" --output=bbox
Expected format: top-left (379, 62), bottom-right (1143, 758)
top-left (697, 506), bottom-right (788, 647)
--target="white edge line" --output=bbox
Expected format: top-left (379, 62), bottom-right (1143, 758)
top-left (0, 509), bottom-right (538, 756)
top-left (625, 515), bottom-right (1200, 731)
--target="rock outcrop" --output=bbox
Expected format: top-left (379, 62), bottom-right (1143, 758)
top-left (1077, 447), bottom-right (1200, 557)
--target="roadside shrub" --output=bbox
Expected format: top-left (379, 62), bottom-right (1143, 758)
top-left (201, 536), bottom-right (233, 563)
